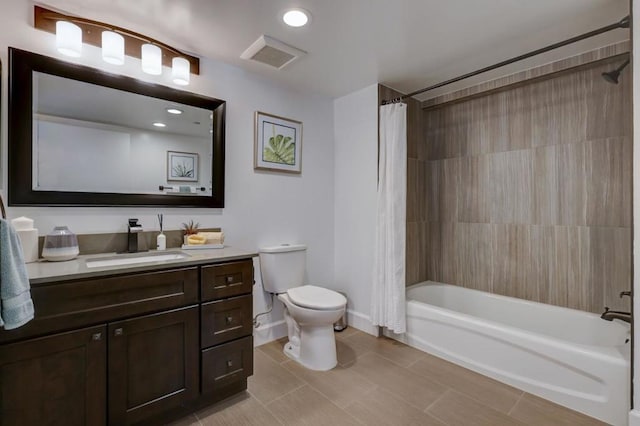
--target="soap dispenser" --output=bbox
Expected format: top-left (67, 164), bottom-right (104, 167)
top-left (156, 214), bottom-right (166, 251)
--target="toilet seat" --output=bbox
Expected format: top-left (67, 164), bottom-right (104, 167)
top-left (287, 285), bottom-right (346, 310)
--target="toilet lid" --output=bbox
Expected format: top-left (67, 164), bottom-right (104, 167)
top-left (287, 285), bottom-right (346, 310)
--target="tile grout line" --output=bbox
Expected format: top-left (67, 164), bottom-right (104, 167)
top-left (374, 350), bottom-right (425, 369)
top-left (264, 381), bottom-right (365, 426)
top-left (286, 367), bottom-right (372, 411)
top-left (423, 388), bottom-right (451, 413)
top-left (405, 355), bottom-right (425, 369)
top-left (189, 413), bottom-right (203, 426)
top-left (245, 389), bottom-right (286, 426)
top-left (263, 383), bottom-right (308, 406)
top-left (507, 391), bottom-right (525, 416)
top-left (404, 356), bottom-right (526, 416)
top-left (349, 352), bottom-right (452, 413)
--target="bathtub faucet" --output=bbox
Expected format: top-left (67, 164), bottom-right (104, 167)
top-left (600, 307), bottom-right (631, 323)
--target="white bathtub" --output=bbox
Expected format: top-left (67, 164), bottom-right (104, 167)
top-left (387, 281), bottom-right (631, 425)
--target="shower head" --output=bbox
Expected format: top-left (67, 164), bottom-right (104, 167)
top-left (602, 58), bottom-right (630, 84)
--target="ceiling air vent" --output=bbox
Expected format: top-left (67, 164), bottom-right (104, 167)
top-left (240, 35), bottom-right (306, 69)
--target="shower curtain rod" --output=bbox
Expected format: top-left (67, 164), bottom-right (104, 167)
top-left (382, 15), bottom-right (630, 104)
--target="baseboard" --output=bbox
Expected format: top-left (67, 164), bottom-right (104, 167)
top-left (253, 319), bottom-right (287, 347)
top-left (346, 309), bottom-right (378, 336)
top-left (629, 409), bottom-right (640, 426)
top-left (252, 309), bottom-right (378, 347)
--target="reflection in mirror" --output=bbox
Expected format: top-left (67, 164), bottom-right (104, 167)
top-left (33, 72), bottom-right (213, 196)
top-left (9, 47), bottom-right (225, 207)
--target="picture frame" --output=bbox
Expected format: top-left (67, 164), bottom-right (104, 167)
top-left (167, 151), bottom-right (199, 182)
top-left (254, 111), bottom-right (302, 173)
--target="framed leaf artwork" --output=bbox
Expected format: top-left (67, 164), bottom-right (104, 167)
top-left (167, 151), bottom-right (199, 182)
top-left (254, 111), bottom-right (302, 173)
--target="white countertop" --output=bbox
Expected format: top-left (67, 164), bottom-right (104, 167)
top-left (26, 246), bottom-right (258, 285)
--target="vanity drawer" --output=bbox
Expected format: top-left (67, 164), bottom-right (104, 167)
top-left (0, 267), bottom-right (199, 344)
top-left (201, 260), bottom-right (253, 301)
top-left (201, 295), bottom-right (252, 348)
top-left (201, 336), bottom-right (253, 395)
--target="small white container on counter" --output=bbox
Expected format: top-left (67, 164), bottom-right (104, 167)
top-left (11, 216), bottom-right (39, 263)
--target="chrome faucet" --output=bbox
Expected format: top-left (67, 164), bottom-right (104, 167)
top-left (127, 218), bottom-right (144, 253)
top-left (600, 291), bottom-right (632, 324)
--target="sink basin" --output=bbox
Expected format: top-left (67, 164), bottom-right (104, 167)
top-left (85, 252), bottom-right (190, 268)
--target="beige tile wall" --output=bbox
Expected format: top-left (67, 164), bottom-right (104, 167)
top-left (419, 56), bottom-right (631, 313)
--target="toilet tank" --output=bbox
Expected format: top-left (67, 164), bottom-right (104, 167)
top-left (259, 244), bottom-right (306, 294)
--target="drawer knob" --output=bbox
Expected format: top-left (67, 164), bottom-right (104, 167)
top-left (227, 360), bottom-right (233, 368)
top-left (226, 316), bottom-right (233, 324)
top-left (114, 328), bottom-right (124, 336)
top-left (92, 332), bottom-right (102, 341)
top-left (226, 276), bottom-right (234, 284)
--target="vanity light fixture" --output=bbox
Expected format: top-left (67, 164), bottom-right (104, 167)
top-left (166, 108), bottom-right (183, 115)
top-left (153, 122), bottom-right (166, 128)
top-left (35, 6), bottom-right (200, 85)
top-left (282, 9), bottom-right (311, 27)
top-left (56, 21), bottom-right (82, 57)
top-left (101, 31), bottom-right (125, 65)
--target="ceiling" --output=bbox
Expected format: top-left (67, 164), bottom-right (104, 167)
top-left (39, 0), bottom-right (630, 101)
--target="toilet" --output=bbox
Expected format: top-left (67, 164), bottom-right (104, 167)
top-left (259, 244), bottom-right (346, 371)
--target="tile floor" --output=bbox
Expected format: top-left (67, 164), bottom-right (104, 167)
top-left (172, 328), bottom-right (607, 425)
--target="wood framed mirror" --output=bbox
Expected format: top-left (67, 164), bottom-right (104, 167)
top-left (8, 47), bottom-right (225, 208)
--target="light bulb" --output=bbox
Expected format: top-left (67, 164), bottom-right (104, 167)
top-left (56, 21), bottom-right (82, 57)
top-left (283, 9), bottom-right (310, 27)
top-left (141, 44), bottom-right (162, 75)
top-left (101, 31), bottom-right (124, 65)
top-left (172, 57), bottom-right (190, 85)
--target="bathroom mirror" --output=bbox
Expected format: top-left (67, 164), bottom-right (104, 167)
top-left (8, 48), bottom-right (225, 207)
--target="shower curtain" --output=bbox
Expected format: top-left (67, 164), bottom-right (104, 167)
top-left (371, 102), bottom-right (407, 334)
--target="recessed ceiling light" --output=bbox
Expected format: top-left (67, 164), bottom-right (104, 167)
top-left (166, 108), bottom-right (183, 115)
top-left (153, 122), bottom-right (166, 127)
top-left (283, 9), bottom-right (310, 27)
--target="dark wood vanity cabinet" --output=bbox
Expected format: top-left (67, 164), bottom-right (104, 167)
top-left (0, 258), bottom-right (254, 426)
top-left (0, 325), bottom-right (107, 426)
top-left (108, 306), bottom-right (199, 425)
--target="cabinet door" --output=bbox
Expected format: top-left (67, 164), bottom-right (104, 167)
top-left (108, 306), bottom-right (198, 425)
top-left (0, 325), bottom-right (107, 426)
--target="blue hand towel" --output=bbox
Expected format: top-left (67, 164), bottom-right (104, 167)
top-left (0, 218), bottom-right (34, 330)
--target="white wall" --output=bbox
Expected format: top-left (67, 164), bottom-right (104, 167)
top-left (0, 1), bottom-right (335, 345)
top-left (333, 84), bottom-right (379, 335)
top-left (36, 117), bottom-right (211, 194)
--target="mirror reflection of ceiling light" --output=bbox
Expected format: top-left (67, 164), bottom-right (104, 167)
top-left (283, 9), bottom-right (311, 27)
top-left (166, 108), bottom-right (183, 115)
top-left (153, 122), bottom-right (166, 128)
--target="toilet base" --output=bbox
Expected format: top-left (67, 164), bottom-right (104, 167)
top-left (283, 324), bottom-right (338, 371)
